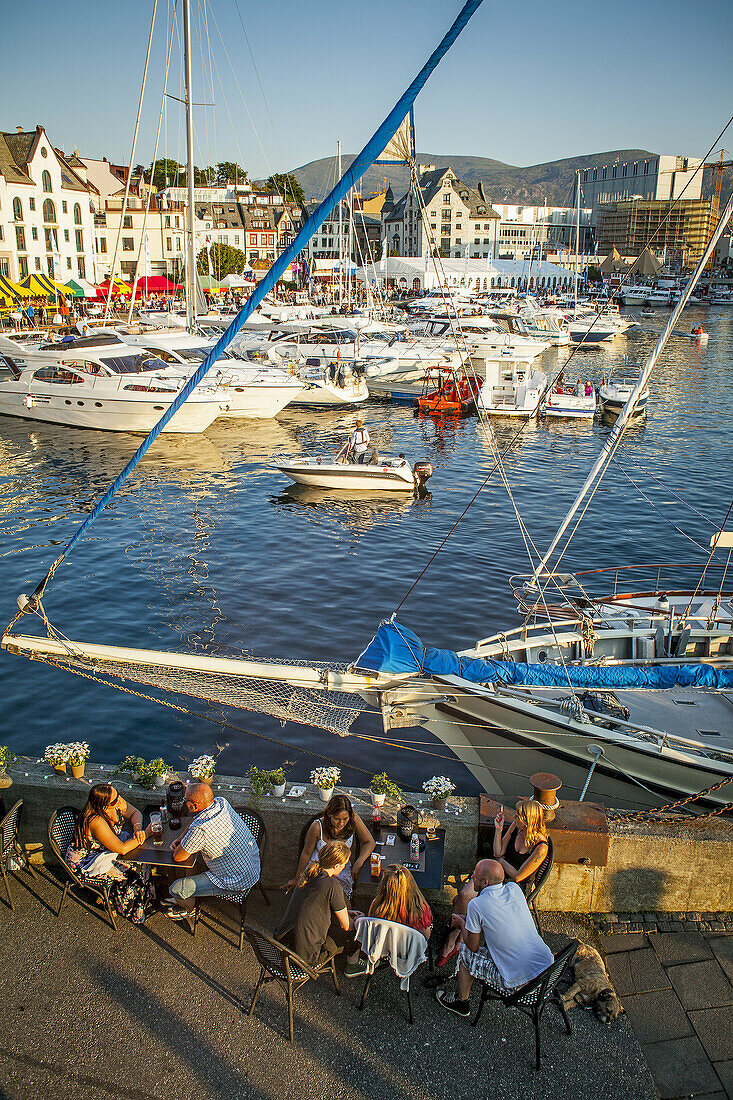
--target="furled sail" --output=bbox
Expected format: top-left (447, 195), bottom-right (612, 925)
top-left (356, 620), bottom-right (733, 690)
top-left (375, 109), bottom-right (415, 165)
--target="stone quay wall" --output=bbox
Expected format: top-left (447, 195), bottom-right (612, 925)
top-left (4, 760), bottom-right (732, 915)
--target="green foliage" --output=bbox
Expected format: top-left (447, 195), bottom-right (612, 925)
top-left (113, 755), bottom-right (172, 789)
top-left (0, 746), bottom-right (15, 774)
top-left (196, 242), bottom-right (249, 278)
top-left (215, 161), bottom-right (247, 187)
top-left (586, 264), bottom-right (602, 285)
top-left (266, 173), bottom-right (305, 205)
top-left (369, 772), bottom-right (404, 801)
top-left (270, 767), bottom-right (287, 785)
top-left (114, 755), bottom-right (146, 778)
top-left (246, 765), bottom-right (274, 805)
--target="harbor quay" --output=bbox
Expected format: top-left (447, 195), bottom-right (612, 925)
top-left (1, 760), bottom-right (732, 1099)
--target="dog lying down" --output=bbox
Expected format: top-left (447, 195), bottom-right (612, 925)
top-left (561, 942), bottom-right (623, 1023)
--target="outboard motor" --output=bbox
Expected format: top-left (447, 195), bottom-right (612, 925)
top-left (412, 459), bottom-right (433, 497)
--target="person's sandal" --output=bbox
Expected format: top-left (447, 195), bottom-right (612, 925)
top-left (435, 945), bottom-right (459, 969)
top-left (435, 990), bottom-right (471, 1017)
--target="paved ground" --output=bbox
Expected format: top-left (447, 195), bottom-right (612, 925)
top-left (0, 866), bottom-right (656, 1100)
top-left (603, 930), bottom-right (733, 1100)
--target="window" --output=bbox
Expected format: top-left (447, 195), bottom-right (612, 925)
top-left (612, 166), bottom-right (617, 179)
top-left (64, 229), bottom-right (69, 242)
top-left (32, 226), bottom-right (38, 241)
top-left (42, 170), bottom-right (52, 193)
top-left (593, 168), bottom-right (597, 180)
top-left (75, 230), bottom-right (83, 252)
top-left (12, 197), bottom-right (22, 220)
top-left (35, 257), bottom-right (41, 270)
top-left (622, 164), bottom-right (627, 177)
top-left (175, 216), bottom-right (180, 228)
top-left (15, 225), bottom-right (26, 251)
top-left (175, 237), bottom-right (181, 251)
top-left (602, 167), bottom-right (607, 180)
top-left (166, 237), bottom-right (172, 251)
top-left (123, 215), bottom-right (132, 228)
top-left (42, 198), bottom-right (56, 223)
top-left (44, 227), bottom-right (57, 252)
top-left (99, 239), bottom-right (107, 253)
top-left (18, 256), bottom-right (28, 279)
top-left (29, 197), bottom-right (35, 211)
top-left (474, 238), bottom-right (480, 244)
top-left (0, 226), bottom-right (3, 241)
top-left (455, 238), bottom-right (462, 245)
top-left (122, 237), bottom-right (134, 251)
top-left (66, 257), bottom-right (72, 269)
top-left (74, 203), bottom-right (82, 225)
top-left (62, 201), bottom-right (67, 214)
top-left (78, 257), bottom-right (86, 278)
top-left (165, 216), bottom-right (170, 228)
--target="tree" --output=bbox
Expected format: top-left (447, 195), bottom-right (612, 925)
top-left (150, 158), bottom-right (184, 189)
top-left (196, 241), bottom-right (248, 279)
top-left (266, 173), bottom-right (304, 205)
top-left (215, 161), bottom-right (246, 187)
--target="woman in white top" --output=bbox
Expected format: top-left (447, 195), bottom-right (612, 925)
top-left (284, 794), bottom-right (375, 897)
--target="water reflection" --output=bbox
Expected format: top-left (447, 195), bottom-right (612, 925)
top-left (271, 483), bottom-right (427, 542)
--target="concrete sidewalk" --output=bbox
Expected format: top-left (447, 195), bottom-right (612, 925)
top-left (0, 866), bottom-right (656, 1100)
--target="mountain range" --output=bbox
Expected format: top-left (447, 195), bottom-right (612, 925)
top-left (291, 149), bottom-right (732, 210)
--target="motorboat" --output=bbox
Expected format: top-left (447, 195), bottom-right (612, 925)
top-left (688, 327), bottom-right (709, 345)
top-left (472, 346), bottom-right (546, 418)
top-left (288, 360), bottom-right (369, 407)
top-left (545, 382), bottom-right (596, 420)
top-left (0, 334), bottom-right (229, 433)
top-left (416, 366), bottom-right (480, 417)
top-left (599, 373), bottom-right (649, 420)
top-left (275, 454), bottom-right (433, 493)
top-left (413, 315), bottom-right (550, 358)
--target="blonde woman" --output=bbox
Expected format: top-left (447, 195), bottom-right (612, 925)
top-left (493, 799), bottom-right (549, 888)
top-left (275, 840), bottom-right (367, 976)
top-left (369, 864), bottom-right (432, 937)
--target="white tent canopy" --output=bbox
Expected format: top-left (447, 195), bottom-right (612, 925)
top-left (354, 256), bottom-right (574, 293)
top-left (220, 270), bottom-right (253, 287)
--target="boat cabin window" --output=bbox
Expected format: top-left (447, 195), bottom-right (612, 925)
top-left (141, 347), bottom-right (180, 364)
top-left (32, 366), bottom-right (84, 385)
top-left (176, 346), bottom-right (233, 361)
top-left (98, 353), bottom-right (169, 374)
top-left (0, 354), bottom-right (24, 379)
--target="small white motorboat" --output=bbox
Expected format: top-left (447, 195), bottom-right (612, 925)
top-left (275, 454), bottom-right (433, 493)
top-left (688, 327), bottom-right (709, 344)
top-left (545, 383), bottom-right (596, 420)
top-left (599, 374), bottom-right (649, 421)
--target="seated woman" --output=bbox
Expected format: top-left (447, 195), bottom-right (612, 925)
top-left (368, 864), bottom-right (432, 938)
top-left (493, 798), bottom-right (549, 890)
top-left (285, 794), bottom-right (374, 899)
top-left (65, 783), bottom-right (154, 924)
top-left (275, 841), bottom-right (366, 977)
top-left (435, 868), bottom-right (478, 968)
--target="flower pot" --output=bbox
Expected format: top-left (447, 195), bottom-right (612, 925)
top-left (53, 763), bottom-right (67, 774)
top-left (273, 783), bottom-right (286, 797)
top-left (154, 775), bottom-right (166, 787)
top-left (431, 797), bottom-right (446, 811)
top-left (70, 762), bottom-right (86, 780)
top-left (318, 786), bottom-right (334, 803)
top-left (371, 791), bottom-right (386, 808)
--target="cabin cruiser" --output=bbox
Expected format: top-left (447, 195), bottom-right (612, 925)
top-left (410, 314), bottom-right (550, 358)
top-left (599, 371), bottom-right (649, 420)
top-left (0, 334), bottom-right (229, 433)
top-left (122, 331), bottom-right (305, 418)
top-left (516, 303), bottom-right (571, 346)
top-left (471, 346), bottom-right (546, 418)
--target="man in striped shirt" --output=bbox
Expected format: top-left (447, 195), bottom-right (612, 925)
top-left (166, 782), bottom-right (260, 920)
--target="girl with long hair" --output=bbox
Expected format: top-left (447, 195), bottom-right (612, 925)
top-left (493, 798), bottom-right (549, 886)
top-left (284, 794), bottom-right (375, 897)
top-left (276, 841), bottom-right (366, 975)
top-left (66, 783), bottom-right (154, 924)
top-left (369, 864), bottom-right (432, 937)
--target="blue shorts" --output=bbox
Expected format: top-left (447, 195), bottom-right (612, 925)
top-left (170, 873), bottom-right (218, 900)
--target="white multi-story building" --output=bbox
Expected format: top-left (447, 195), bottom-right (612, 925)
top-left (493, 204), bottom-right (594, 258)
top-left (580, 154), bottom-right (704, 220)
top-left (0, 125), bottom-right (96, 283)
top-left (382, 167), bottom-right (500, 260)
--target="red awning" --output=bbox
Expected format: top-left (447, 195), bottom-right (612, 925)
top-left (134, 276), bottom-right (183, 293)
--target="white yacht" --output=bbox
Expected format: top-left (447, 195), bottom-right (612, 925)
top-left (0, 334), bottom-right (228, 433)
top-left (599, 372), bottom-right (649, 420)
top-left (412, 314), bottom-right (550, 358)
top-left (472, 346), bottom-right (546, 418)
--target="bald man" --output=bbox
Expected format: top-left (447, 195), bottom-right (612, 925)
top-left (165, 781), bottom-right (260, 920)
top-left (436, 858), bottom-right (553, 1017)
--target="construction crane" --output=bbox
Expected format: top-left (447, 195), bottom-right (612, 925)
top-left (702, 150), bottom-right (733, 269)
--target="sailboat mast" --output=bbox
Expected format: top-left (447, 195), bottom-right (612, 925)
top-left (183, 0), bottom-right (197, 331)
top-left (529, 185), bottom-right (733, 588)
top-left (573, 169), bottom-right (580, 315)
top-left (337, 140), bottom-right (343, 303)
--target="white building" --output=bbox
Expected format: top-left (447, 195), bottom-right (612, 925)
top-left (356, 255), bottom-right (575, 294)
top-left (580, 154), bottom-right (704, 219)
top-left (0, 125), bottom-right (96, 283)
top-left (382, 167), bottom-right (500, 260)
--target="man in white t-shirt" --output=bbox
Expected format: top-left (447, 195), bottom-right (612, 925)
top-left (436, 858), bottom-right (553, 1017)
top-left (348, 416), bottom-right (371, 463)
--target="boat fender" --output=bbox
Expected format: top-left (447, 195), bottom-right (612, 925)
top-left (16, 592), bottom-right (38, 614)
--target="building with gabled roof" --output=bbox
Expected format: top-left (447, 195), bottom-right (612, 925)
top-left (382, 166), bottom-right (500, 260)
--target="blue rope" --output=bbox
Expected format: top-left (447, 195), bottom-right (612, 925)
top-left (31, 0), bottom-right (484, 598)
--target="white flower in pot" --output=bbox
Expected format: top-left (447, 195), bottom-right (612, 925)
top-left (422, 774), bottom-right (456, 808)
top-left (310, 766), bottom-right (341, 802)
top-left (66, 741), bottom-right (90, 780)
top-left (189, 754), bottom-right (216, 783)
top-left (45, 743), bottom-right (69, 773)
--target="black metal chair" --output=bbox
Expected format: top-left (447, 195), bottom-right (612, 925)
top-left (48, 806), bottom-right (118, 931)
top-left (471, 939), bottom-right (577, 1070)
top-left (525, 836), bottom-right (554, 933)
top-left (191, 806), bottom-right (270, 951)
top-left (243, 923), bottom-right (341, 1042)
top-left (0, 799), bottom-right (37, 909)
top-left (355, 917), bottom-right (429, 1024)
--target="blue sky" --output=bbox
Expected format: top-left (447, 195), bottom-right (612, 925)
top-left (4, 0), bottom-right (733, 176)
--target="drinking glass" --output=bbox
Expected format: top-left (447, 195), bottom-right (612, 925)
top-left (150, 812), bottom-right (163, 846)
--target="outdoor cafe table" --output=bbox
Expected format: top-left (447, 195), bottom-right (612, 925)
top-left (121, 813), bottom-right (199, 871)
top-left (356, 826), bottom-right (446, 891)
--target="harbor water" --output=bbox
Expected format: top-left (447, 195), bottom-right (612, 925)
top-left (1, 306), bottom-right (731, 799)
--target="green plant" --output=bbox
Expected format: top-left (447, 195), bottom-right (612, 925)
top-left (0, 746), bottom-right (16, 774)
top-left (138, 758), bottom-right (173, 789)
top-left (270, 766), bottom-right (287, 786)
top-left (247, 765), bottom-right (275, 805)
top-left (114, 755), bottom-right (146, 778)
top-left (369, 772), bottom-right (404, 801)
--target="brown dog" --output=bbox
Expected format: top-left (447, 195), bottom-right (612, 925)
top-left (562, 942), bottom-right (623, 1024)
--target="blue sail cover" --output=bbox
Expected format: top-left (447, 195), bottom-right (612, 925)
top-left (355, 620), bottom-right (733, 690)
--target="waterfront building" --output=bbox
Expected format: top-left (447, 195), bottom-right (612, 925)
top-left (357, 254), bottom-right (574, 294)
top-left (596, 198), bottom-right (714, 267)
top-left (0, 125), bottom-right (96, 284)
top-left (580, 154), bottom-right (703, 220)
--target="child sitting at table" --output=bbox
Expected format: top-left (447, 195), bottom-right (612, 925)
top-left (368, 864), bottom-right (432, 937)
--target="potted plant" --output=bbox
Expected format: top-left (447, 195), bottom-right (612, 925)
top-left (45, 743), bottom-right (69, 774)
top-left (113, 754), bottom-right (146, 782)
top-left (140, 758), bottom-right (173, 789)
top-left (67, 741), bottom-right (90, 780)
top-left (422, 775), bottom-right (456, 811)
top-left (310, 766), bottom-right (340, 802)
top-left (246, 765), bottom-right (274, 806)
top-left (190, 754), bottom-right (216, 784)
top-left (0, 746), bottom-right (15, 789)
top-left (270, 766), bottom-right (287, 798)
top-left (369, 772), bottom-right (403, 808)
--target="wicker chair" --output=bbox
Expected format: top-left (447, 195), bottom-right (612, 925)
top-left (48, 806), bottom-right (118, 931)
top-left (471, 939), bottom-right (577, 1070)
top-left (525, 836), bottom-right (554, 932)
top-left (243, 923), bottom-right (340, 1042)
top-left (0, 800), bottom-right (37, 910)
top-left (191, 806), bottom-right (270, 951)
